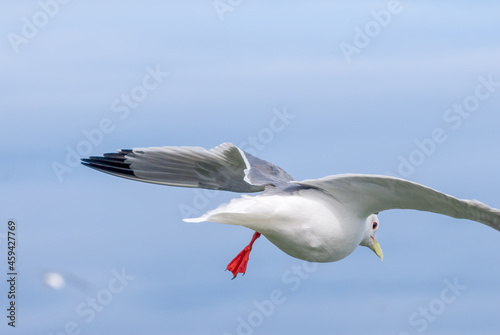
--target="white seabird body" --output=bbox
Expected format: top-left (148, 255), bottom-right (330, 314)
top-left (186, 188), bottom-right (368, 262)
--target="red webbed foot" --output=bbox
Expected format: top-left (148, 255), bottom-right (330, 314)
top-left (226, 232), bottom-right (261, 279)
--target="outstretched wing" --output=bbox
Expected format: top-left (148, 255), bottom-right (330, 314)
top-left (295, 174), bottom-right (500, 232)
top-left (81, 142), bottom-right (293, 193)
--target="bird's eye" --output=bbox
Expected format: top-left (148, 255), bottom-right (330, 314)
top-left (372, 222), bottom-right (378, 230)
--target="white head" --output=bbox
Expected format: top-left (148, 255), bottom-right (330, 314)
top-left (359, 213), bottom-right (383, 261)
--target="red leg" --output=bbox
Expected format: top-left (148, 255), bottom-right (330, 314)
top-left (226, 232), bottom-right (261, 279)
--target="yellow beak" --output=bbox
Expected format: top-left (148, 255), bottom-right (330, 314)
top-left (371, 237), bottom-right (384, 261)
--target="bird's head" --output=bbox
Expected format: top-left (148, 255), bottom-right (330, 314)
top-left (360, 213), bottom-right (383, 261)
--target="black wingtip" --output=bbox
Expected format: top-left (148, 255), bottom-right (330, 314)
top-left (80, 151), bottom-right (135, 177)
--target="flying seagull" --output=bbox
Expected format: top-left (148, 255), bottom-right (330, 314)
top-left (81, 143), bottom-right (500, 278)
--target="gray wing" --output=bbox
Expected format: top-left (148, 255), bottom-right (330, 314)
top-left (295, 174), bottom-right (500, 232)
top-left (81, 142), bottom-right (293, 193)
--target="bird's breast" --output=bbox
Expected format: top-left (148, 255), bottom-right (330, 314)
top-left (249, 189), bottom-right (365, 263)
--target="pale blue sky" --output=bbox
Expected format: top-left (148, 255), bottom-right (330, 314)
top-left (1, 1), bottom-right (500, 334)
